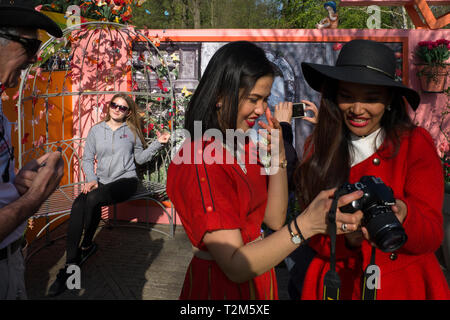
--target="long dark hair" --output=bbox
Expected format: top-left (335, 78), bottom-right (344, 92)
top-left (295, 79), bottom-right (416, 210)
top-left (104, 93), bottom-right (147, 148)
top-left (184, 41), bottom-right (274, 136)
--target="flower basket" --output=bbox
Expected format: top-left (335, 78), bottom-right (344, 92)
top-left (417, 64), bottom-right (449, 93)
top-left (414, 39), bottom-right (450, 93)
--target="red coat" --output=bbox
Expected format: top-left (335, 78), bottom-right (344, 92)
top-left (167, 140), bottom-right (278, 300)
top-left (301, 127), bottom-right (450, 300)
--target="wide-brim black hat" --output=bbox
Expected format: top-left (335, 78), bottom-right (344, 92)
top-left (0, 0), bottom-right (62, 38)
top-left (301, 39), bottom-right (420, 110)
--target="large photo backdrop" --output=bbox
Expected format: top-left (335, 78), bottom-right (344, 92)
top-left (133, 38), bottom-right (404, 158)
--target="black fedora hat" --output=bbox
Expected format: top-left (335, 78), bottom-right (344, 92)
top-left (301, 39), bottom-right (420, 110)
top-left (0, 0), bottom-right (62, 38)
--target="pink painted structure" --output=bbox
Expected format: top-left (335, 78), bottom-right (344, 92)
top-left (72, 28), bottom-right (448, 225)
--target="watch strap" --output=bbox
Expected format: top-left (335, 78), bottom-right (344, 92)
top-left (293, 217), bottom-right (306, 242)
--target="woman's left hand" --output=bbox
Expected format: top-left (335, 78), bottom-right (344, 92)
top-left (156, 130), bottom-right (171, 144)
top-left (258, 107), bottom-right (286, 160)
top-left (392, 199), bottom-right (408, 224)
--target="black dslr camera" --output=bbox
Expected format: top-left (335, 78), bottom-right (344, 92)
top-left (338, 176), bottom-right (407, 252)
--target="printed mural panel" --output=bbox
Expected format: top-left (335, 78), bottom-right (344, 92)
top-left (133, 40), bottom-right (404, 158)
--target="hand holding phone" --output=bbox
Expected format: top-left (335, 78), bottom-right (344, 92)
top-left (15, 147), bottom-right (64, 196)
top-left (292, 102), bottom-right (305, 119)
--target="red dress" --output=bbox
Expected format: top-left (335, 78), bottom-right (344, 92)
top-left (167, 139), bottom-right (278, 300)
top-left (301, 127), bottom-right (450, 300)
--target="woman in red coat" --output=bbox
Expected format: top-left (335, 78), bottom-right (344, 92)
top-left (166, 41), bottom-right (364, 300)
top-left (296, 39), bottom-right (450, 299)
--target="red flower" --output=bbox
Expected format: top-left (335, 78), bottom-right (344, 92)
top-left (333, 43), bottom-right (343, 51)
top-left (143, 123), bottom-right (154, 134)
top-left (156, 79), bottom-right (166, 91)
top-left (21, 133), bottom-right (29, 145)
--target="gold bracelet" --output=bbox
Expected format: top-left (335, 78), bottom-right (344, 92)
top-left (278, 158), bottom-right (287, 168)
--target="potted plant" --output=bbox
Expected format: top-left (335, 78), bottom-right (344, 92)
top-left (415, 39), bottom-right (450, 93)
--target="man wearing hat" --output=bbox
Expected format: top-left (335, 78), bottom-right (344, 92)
top-left (295, 39), bottom-right (450, 299)
top-left (0, 0), bottom-right (63, 299)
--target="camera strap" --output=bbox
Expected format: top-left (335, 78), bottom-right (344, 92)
top-left (323, 188), bottom-right (379, 300)
top-left (323, 191), bottom-right (341, 300)
top-left (362, 246), bottom-right (378, 300)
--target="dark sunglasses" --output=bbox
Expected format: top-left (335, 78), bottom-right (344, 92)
top-left (0, 32), bottom-right (42, 57)
top-left (110, 101), bottom-right (130, 113)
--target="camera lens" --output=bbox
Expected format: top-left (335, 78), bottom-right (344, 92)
top-left (378, 229), bottom-right (407, 252)
top-left (364, 208), bottom-right (407, 252)
top-left (372, 225), bottom-right (407, 252)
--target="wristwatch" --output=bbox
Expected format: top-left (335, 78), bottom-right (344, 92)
top-left (287, 221), bottom-right (302, 245)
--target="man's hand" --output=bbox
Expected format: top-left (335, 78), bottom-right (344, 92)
top-left (14, 153), bottom-right (52, 195)
top-left (21, 151), bottom-right (64, 208)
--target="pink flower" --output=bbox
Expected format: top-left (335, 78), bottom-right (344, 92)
top-left (439, 141), bottom-right (449, 154)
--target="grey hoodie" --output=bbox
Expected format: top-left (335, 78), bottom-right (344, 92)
top-left (82, 121), bottom-right (162, 184)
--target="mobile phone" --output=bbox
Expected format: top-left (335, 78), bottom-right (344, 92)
top-left (40, 147), bottom-right (63, 167)
top-left (292, 102), bottom-right (305, 118)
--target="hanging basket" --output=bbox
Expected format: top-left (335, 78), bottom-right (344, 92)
top-left (417, 64), bottom-right (449, 93)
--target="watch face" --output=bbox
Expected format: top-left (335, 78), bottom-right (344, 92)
top-left (291, 235), bottom-right (301, 245)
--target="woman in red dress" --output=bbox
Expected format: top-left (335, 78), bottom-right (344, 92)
top-left (297, 39), bottom-right (450, 299)
top-left (166, 41), bottom-right (365, 300)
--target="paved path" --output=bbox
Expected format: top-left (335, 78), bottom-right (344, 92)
top-left (24, 221), bottom-right (290, 300)
top-left (24, 220), bottom-right (448, 300)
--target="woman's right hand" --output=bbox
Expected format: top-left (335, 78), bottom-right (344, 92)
top-left (273, 101), bottom-right (293, 123)
top-left (297, 188), bottom-right (364, 240)
top-left (82, 180), bottom-right (98, 194)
